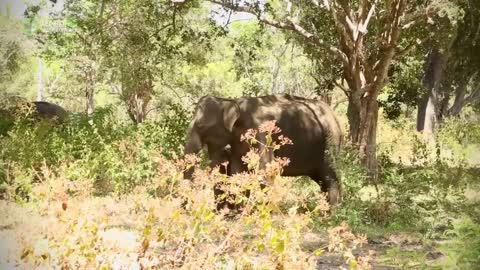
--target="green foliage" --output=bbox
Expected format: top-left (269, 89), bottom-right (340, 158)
top-left (437, 117), bottom-right (480, 157)
top-left (437, 217), bottom-right (480, 269)
top-left (0, 104), bottom-right (190, 199)
top-left (380, 56), bottom-right (425, 120)
top-left (230, 22), bottom-right (271, 96)
top-left (331, 144), bottom-right (370, 228)
top-left (0, 15), bottom-right (26, 83)
top-left (380, 246), bottom-right (429, 269)
top-left (333, 119), bottom-right (476, 234)
top-left (137, 101), bottom-right (192, 159)
top-left (0, 15), bottom-right (36, 97)
top-left (375, 137), bottom-right (469, 232)
top-left (41, 0), bottom-right (223, 123)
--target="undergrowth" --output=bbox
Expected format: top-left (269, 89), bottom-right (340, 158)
top-left (1, 106), bottom-right (479, 268)
top-left (1, 119), bottom-right (372, 269)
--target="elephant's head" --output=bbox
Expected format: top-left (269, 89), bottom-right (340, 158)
top-left (183, 96), bottom-right (240, 179)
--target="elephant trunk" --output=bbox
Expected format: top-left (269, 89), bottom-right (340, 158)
top-left (183, 123), bottom-right (202, 180)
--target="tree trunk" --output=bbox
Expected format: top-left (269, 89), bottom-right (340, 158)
top-left (416, 49), bottom-right (445, 135)
top-left (416, 94), bottom-right (436, 135)
top-left (448, 82), bottom-right (466, 117)
top-left (126, 94), bottom-right (150, 124)
top-left (36, 56), bottom-right (43, 101)
top-left (85, 64), bottom-right (96, 115)
top-left (122, 69), bottom-right (153, 124)
top-left (85, 86), bottom-right (95, 115)
top-left (447, 73), bottom-right (480, 117)
top-left (347, 93), bottom-right (379, 172)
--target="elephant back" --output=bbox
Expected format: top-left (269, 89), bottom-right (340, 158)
top-left (279, 95), bottom-right (343, 147)
top-left (33, 101), bottom-right (68, 122)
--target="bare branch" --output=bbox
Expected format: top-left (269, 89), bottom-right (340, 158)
top-left (345, 15), bottom-right (356, 34)
top-left (322, 0), bottom-right (330, 10)
top-left (329, 3), bottom-right (355, 50)
top-left (333, 79), bottom-right (350, 96)
top-left (285, 0), bottom-right (292, 15)
top-left (359, 1), bottom-right (376, 34)
top-left (372, 0), bottom-right (406, 93)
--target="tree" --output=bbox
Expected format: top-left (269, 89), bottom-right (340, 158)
top-left (43, 0), bottom-right (220, 123)
top-left (416, 0), bottom-right (480, 134)
top-left (0, 15), bottom-right (28, 95)
top-left (441, 0), bottom-right (480, 118)
top-left (40, 0), bottom-right (105, 115)
top-left (208, 0), bottom-right (452, 171)
top-left (0, 12), bottom-right (38, 101)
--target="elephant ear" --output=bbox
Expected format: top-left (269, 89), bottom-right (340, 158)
top-left (223, 101), bottom-right (240, 132)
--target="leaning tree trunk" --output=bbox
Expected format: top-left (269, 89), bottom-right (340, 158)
top-left (416, 93), bottom-right (437, 135)
top-left (447, 73), bottom-right (480, 117)
top-left (447, 81), bottom-right (467, 117)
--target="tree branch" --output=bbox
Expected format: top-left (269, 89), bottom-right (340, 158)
top-left (360, 1), bottom-right (376, 34)
top-left (208, 0), bottom-right (348, 64)
top-left (333, 79), bottom-right (350, 96)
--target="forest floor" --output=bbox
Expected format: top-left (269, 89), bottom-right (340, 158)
top-left (0, 195), bottom-right (451, 270)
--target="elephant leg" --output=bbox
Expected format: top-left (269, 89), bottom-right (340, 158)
top-left (213, 182), bottom-right (234, 211)
top-left (208, 145), bottom-right (231, 173)
top-left (324, 157), bottom-right (342, 205)
top-left (214, 154), bottom-right (254, 213)
top-left (312, 161), bottom-right (342, 205)
top-left (214, 181), bottom-right (248, 213)
top-left (213, 154), bottom-right (239, 212)
top-left (229, 153), bottom-right (246, 175)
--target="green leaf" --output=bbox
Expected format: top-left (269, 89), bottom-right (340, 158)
top-left (274, 238), bottom-right (285, 253)
top-left (313, 248), bottom-right (324, 256)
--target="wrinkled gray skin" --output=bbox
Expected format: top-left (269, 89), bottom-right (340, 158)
top-left (32, 101), bottom-right (68, 122)
top-left (183, 94), bottom-right (343, 205)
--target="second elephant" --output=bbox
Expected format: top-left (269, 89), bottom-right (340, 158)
top-left (184, 94), bottom-right (343, 205)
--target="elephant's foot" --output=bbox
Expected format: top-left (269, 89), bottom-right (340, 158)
top-left (328, 181), bottom-right (342, 206)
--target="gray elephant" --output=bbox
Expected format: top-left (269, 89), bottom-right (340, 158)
top-left (31, 101), bottom-right (68, 122)
top-left (183, 94), bottom-right (343, 205)
top-left (0, 100), bottom-right (68, 135)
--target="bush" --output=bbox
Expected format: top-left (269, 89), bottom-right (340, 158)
top-left (2, 121), bottom-right (372, 269)
top-left (137, 101), bottom-right (191, 159)
top-left (437, 217), bottom-right (480, 269)
top-left (333, 123), bottom-right (475, 234)
top-left (0, 104), bottom-right (191, 199)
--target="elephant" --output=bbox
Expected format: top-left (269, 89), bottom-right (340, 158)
top-left (31, 101), bottom-right (68, 122)
top-left (0, 99), bottom-right (68, 122)
top-left (183, 94), bottom-right (343, 206)
top-left (0, 100), bottom-right (68, 136)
